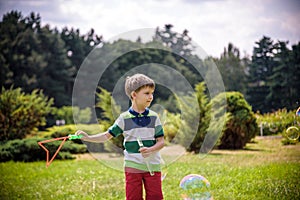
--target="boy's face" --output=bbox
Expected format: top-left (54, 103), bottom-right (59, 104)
top-left (132, 86), bottom-right (154, 108)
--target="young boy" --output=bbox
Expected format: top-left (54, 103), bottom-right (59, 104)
top-left (76, 73), bottom-right (165, 200)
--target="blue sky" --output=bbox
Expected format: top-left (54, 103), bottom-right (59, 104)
top-left (1, 0), bottom-right (299, 57)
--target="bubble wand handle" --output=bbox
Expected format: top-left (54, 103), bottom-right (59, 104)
top-left (137, 137), bottom-right (154, 176)
top-left (68, 134), bottom-right (83, 140)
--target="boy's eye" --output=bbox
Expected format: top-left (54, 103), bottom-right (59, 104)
top-left (145, 92), bottom-right (153, 95)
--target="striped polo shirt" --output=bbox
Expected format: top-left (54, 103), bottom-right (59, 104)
top-left (108, 107), bottom-right (164, 172)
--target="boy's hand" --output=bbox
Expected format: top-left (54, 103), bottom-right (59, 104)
top-left (139, 147), bottom-right (152, 158)
top-left (75, 130), bottom-right (89, 140)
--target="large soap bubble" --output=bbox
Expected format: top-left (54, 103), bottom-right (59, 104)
top-left (180, 174), bottom-right (212, 200)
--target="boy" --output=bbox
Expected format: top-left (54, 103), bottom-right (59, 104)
top-left (76, 73), bottom-right (165, 200)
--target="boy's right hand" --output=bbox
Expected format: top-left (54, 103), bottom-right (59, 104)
top-left (75, 130), bottom-right (89, 140)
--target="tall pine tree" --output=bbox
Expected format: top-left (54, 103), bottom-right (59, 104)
top-left (215, 43), bottom-right (247, 95)
top-left (247, 36), bottom-right (277, 113)
top-left (267, 41), bottom-right (291, 110)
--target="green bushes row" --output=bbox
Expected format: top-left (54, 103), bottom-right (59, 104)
top-left (34, 124), bottom-right (104, 138)
top-left (0, 122), bottom-right (109, 162)
top-left (0, 137), bottom-right (87, 162)
top-left (255, 109), bottom-right (297, 136)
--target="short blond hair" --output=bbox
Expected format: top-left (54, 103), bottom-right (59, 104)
top-left (125, 74), bottom-right (155, 99)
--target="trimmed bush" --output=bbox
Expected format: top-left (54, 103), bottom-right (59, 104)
top-left (216, 92), bottom-right (259, 149)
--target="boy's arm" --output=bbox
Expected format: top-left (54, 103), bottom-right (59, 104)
top-left (139, 136), bottom-right (164, 158)
top-left (75, 130), bottom-right (113, 143)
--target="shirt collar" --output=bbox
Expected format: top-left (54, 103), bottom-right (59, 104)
top-left (129, 107), bottom-right (149, 117)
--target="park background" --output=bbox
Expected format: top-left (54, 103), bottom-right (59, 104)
top-left (0, 0), bottom-right (300, 199)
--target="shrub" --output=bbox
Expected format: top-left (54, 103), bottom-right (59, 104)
top-left (50, 126), bottom-right (77, 138)
top-left (0, 87), bottom-right (53, 141)
top-left (217, 92), bottom-right (259, 149)
top-left (35, 124), bottom-right (105, 138)
top-left (0, 137), bottom-right (87, 162)
top-left (255, 109), bottom-right (297, 136)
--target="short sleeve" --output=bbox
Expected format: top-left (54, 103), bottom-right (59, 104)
top-left (108, 116), bottom-right (124, 137)
top-left (154, 116), bottom-right (164, 138)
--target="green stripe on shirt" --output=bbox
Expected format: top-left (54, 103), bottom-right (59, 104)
top-left (155, 125), bottom-right (164, 138)
top-left (108, 124), bottom-right (123, 137)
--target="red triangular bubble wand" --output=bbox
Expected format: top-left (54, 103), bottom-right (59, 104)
top-left (38, 134), bottom-right (83, 167)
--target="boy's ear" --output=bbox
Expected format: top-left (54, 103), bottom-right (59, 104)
top-left (131, 91), bottom-right (136, 99)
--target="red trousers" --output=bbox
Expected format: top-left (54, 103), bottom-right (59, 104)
top-left (125, 168), bottom-right (163, 200)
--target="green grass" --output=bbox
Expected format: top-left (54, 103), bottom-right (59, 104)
top-left (1, 137), bottom-right (299, 200)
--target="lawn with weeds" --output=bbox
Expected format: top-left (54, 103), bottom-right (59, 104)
top-left (1, 136), bottom-right (299, 199)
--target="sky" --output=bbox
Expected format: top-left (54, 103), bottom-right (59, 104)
top-left (0, 0), bottom-right (299, 57)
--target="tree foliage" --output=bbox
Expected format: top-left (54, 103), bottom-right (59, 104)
top-left (0, 11), bottom-right (102, 107)
top-left (96, 39), bottom-right (201, 105)
top-left (95, 87), bottom-right (123, 153)
top-left (175, 82), bottom-right (211, 153)
top-left (0, 87), bottom-right (53, 141)
top-left (1, 11), bottom-right (299, 115)
top-left (214, 43), bottom-right (248, 95)
top-left (247, 36), bottom-right (300, 112)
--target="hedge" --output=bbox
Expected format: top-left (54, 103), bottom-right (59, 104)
top-left (0, 137), bottom-right (87, 162)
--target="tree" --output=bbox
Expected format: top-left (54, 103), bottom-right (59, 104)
top-left (175, 82), bottom-right (210, 153)
top-left (215, 43), bottom-right (247, 94)
top-left (0, 11), bottom-right (44, 91)
top-left (247, 36), bottom-right (277, 113)
top-left (36, 25), bottom-right (73, 106)
top-left (154, 24), bottom-right (194, 57)
top-left (0, 11), bottom-right (74, 107)
top-left (267, 41), bottom-right (292, 110)
top-left (96, 38), bottom-right (201, 104)
top-left (289, 42), bottom-right (300, 109)
top-left (60, 27), bottom-right (103, 97)
top-left (0, 87), bottom-right (53, 141)
top-left (154, 24), bottom-right (201, 85)
top-left (95, 87), bottom-right (123, 153)
top-left (247, 36), bottom-right (300, 112)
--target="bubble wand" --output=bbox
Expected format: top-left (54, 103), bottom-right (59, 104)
top-left (137, 136), bottom-right (154, 176)
top-left (38, 134), bottom-right (83, 167)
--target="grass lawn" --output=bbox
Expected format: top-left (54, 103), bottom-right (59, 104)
top-left (1, 136), bottom-right (299, 200)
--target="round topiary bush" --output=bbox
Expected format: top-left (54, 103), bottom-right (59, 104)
top-left (213, 91), bottom-right (259, 149)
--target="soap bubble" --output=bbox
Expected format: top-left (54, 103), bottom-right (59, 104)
top-left (285, 126), bottom-right (299, 141)
top-left (180, 174), bottom-right (212, 200)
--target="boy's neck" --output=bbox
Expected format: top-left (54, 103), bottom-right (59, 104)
top-left (131, 103), bottom-right (146, 114)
